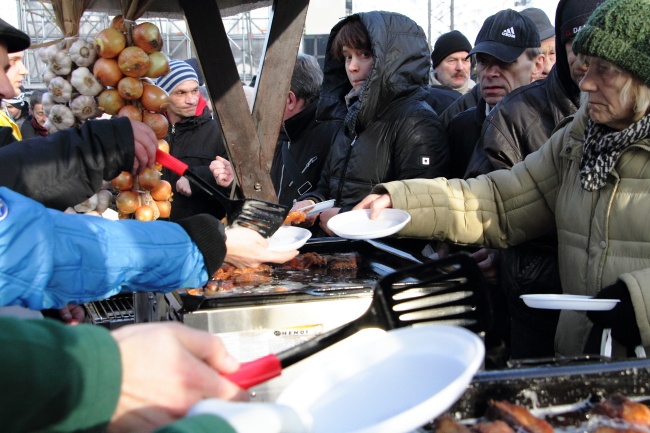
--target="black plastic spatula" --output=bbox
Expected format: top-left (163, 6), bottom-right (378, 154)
top-left (223, 253), bottom-right (491, 388)
top-left (155, 149), bottom-right (289, 237)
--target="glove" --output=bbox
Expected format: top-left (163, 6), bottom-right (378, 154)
top-left (587, 280), bottom-right (642, 348)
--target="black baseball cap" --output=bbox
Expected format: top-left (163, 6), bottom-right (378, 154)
top-left (0, 17), bottom-right (30, 53)
top-left (468, 9), bottom-right (540, 63)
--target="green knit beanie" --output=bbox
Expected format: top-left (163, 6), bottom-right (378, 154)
top-left (572, 0), bottom-right (650, 86)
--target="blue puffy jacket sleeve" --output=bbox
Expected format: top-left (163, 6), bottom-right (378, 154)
top-left (0, 187), bottom-right (209, 310)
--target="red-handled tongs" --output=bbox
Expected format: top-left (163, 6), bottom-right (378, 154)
top-left (224, 253), bottom-right (490, 388)
top-left (155, 149), bottom-right (289, 238)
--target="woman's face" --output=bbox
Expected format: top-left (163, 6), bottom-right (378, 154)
top-left (343, 46), bottom-right (373, 91)
top-left (579, 56), bottom-right (636, 130)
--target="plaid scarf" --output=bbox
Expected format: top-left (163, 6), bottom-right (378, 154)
top-left (579, 115), bottom-right (650, 191)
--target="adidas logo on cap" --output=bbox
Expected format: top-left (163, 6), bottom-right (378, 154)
top-left (501, 27), bottom-right (516, 38)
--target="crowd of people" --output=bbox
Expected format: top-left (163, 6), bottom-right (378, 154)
top-left (1, 0), bottom-right (650, 430)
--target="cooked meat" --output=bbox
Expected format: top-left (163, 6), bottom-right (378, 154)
top-left (471, 420), bottom-right (514, 433)
top-left (485, 400), bottom-right (553, 433)
top-left (327, 252), bottom-right (359, 270)
top-left (284, 210), bottom-right (306, 225)
top-left (280, 252), bottom-right (328, 269)
top-left (592, 394), bottom-right (650, 428)
top-left (434, 416), bottom-right (471, 433)
top-left (232, 273), bottom-right (273, 285)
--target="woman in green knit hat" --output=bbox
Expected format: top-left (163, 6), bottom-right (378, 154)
top-left (354, 0), bottom-right (650, 359)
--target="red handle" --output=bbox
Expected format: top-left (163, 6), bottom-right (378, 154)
top-left (155, 148), bottom-right (188, 177)
top-left (222, 354), bottom-right (283, 389)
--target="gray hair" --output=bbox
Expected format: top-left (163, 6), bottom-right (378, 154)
top-left (29, 89), bottom-right (45, 107)
top-left (291, 53), bottom-right (322, 106)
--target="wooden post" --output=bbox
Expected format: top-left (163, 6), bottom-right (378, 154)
top-left (180, 0), bottom-right (309, 202)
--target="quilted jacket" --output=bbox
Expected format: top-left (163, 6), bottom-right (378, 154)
top-left (373, 103), bottom-right (650, 356)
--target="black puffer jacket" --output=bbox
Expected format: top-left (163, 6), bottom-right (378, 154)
top-left (439, 84), bottom-right (480, 129)
top-left (271, 103), bottom-right (339, 207)
top-left (301, 11), bottom-right (448, 210)
top-left (162, 97), bottom-right (229, 221)
top-left (446, 98), bottom-right (488, 179)
top-left (464, 0), bottom-right (581, 178)
top-left (0, 117), bottom-right (134, 210)
top-left (465, 67), bottom-right (580, 178)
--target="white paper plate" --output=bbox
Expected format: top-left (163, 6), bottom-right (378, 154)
top-left (267, 226), bottom-right (312, 252)
top-left (297, 199), bottom-right (336, 216)
top-left (276, 325), bottom-right (484, 433)
top-left (327, 209), bottom-right (411, 240)
top-left (520, 294), bottom-right (620, 311)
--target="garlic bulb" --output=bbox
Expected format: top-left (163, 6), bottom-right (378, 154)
top-left (42, 67), bottom-right (58, 86)
top-left (41, 92), bottom-right (56, 116)
top-left (48, 104), bottom-right (76, 131)
top-left (70, 95), bottom-right (98, 121)
top-left (69, 38), bottom-right (97, 67)
top-left (48, 49), bottom-right (73, 76)
top-left (37, 46), bottom-right (50, 63)
top-left (74, 194), bottom-right (99, 213)
top-left (44, 119), bottom-right (59, 134)
top-left (71, 67), bottom-right (103, 96)
top-left (95, 189), bottom-right (113, 214)
top-left (48, 76), bottom-right (73, 103)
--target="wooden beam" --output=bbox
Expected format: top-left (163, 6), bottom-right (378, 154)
top-left (251, 0), bottom-right (310, 170)
top-left (180, 0), bottom-right (276, 200)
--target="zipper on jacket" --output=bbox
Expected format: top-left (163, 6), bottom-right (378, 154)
top-left (336, 135), bottom-right (357, 202)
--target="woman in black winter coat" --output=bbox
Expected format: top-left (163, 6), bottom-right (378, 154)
top-left (292, 11), bottom-right (449, 235)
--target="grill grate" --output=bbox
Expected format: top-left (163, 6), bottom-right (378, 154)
top-left (85, 294), bottom-right (135, 329)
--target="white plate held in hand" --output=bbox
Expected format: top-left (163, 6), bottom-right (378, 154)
top-left (267, 226), bottom-right (312, 252)
top-left (327, 209), bottom-right (411, 240)
top-left (297, 199), bottom-right (336, 216)
top-left (276, 325), bottom-right (484, 433)
top-left (520, 294), bottom-right (620, 311)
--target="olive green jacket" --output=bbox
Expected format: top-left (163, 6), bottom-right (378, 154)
top-left (373, 103), bottom-right (650, 357)
top-left (0, 317), bottom-right (237, 433)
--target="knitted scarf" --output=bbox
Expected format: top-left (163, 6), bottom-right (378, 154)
top-left (29, 115), bottom-right (48, 137)
top-left (579, 115), bottom-right (650, 191)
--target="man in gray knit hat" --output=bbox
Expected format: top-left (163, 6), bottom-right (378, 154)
top-left (156, 59), bottom-right (233, 221)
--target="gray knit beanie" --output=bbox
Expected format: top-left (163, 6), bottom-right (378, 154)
top-left (573, 0), bottom-right (650, 85)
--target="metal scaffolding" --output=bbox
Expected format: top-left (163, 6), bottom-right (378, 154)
top-left (16, 0), bottom-right (265, 88)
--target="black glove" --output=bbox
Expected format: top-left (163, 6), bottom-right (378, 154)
top-left (587, 280), bottom-right (642, 348)
top-left (176, 214), bottom-right (227, 277)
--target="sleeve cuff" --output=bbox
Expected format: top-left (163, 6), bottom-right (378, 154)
top-left (176, 214), bottom-right (227, 276)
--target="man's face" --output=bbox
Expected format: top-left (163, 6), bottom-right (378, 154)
top-left (533, 36), bottom-right (556, 81)
top-left (565, 39), bottom-right (587, 86)
top-left (167, 79), bottom-right (200, 119)
top-left (476, 51), bottom-right (538, 106)
top-left (343, 46), bottom-right (373, 91)
top-left (32, 103), bottom-right (46, 127)
top-left (434, 51), bottom-right (471, 90)
top-left (6, 50), bottom-right (27, 97)
top-left (0, 44), bottom-right (17, 100)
